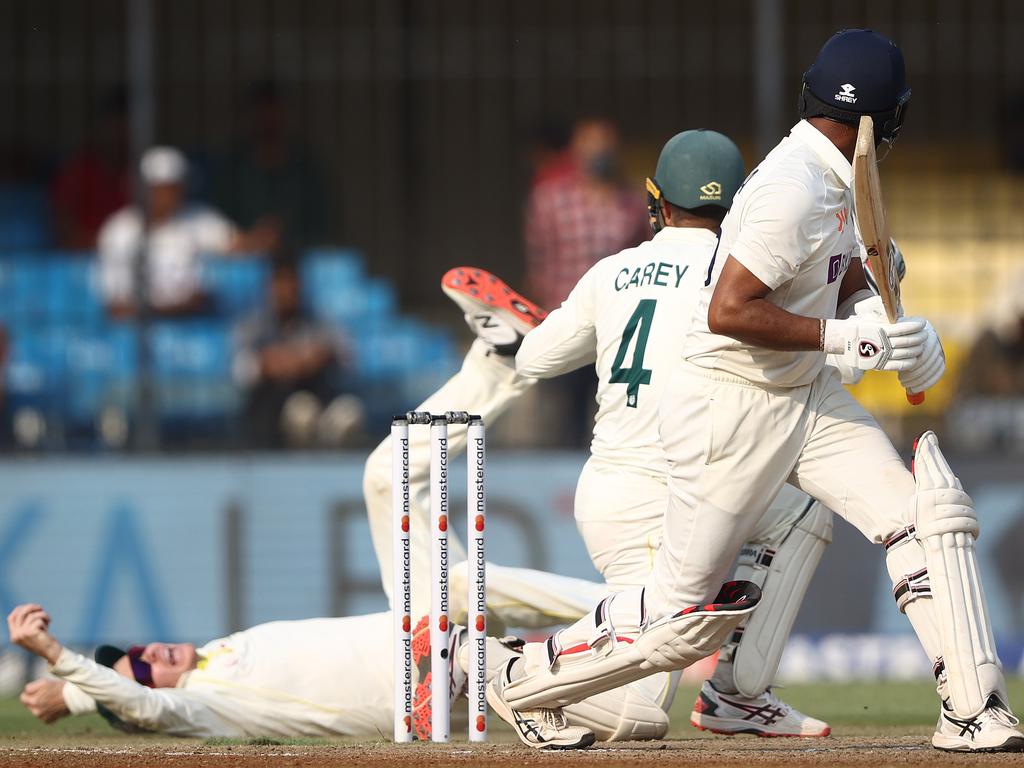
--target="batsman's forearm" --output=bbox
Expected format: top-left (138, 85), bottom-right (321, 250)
top-left (708, 297), bottom-right (821, 351)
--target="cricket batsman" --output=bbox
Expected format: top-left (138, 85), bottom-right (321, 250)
top-left (482, 29), bottom-right (1024, 753)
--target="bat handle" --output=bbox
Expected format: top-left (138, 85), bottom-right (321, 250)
top-left (906, 390), bottom-right (925, 406)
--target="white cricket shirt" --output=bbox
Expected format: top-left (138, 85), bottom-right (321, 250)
top-left (98, 204), bottom-right (237, 309)
top-left (684, 120), bottom-right (858, 387)
top-left (517, 226), bottom-right (718, 474)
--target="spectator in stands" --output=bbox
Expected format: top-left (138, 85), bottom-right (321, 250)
top-left (52, 87), bottom-right (132, 250)
top-left (959, 288), bottom-right (1024, 396)
top-left (523, 118), bottom-right (648, 446)
top-left (234, 259), bottom-right (363, 448)
top-left (524, 118), bottom-right (649, 309)
top-left (528, 117), bottom-right (574, 190)
top-left (212, 81), bottom-right (328, 253)
top-left (98, 147), bottom-right (278, 318)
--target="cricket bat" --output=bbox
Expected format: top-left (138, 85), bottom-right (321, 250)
top-left (852, 115), bottom-right (924, 405)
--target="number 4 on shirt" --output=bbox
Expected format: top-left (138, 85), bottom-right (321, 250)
top-left (610, 299), bottom-right (656, 408)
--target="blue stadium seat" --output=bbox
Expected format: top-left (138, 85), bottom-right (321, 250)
top-left (301, 249), bottom-right (366, 322)
top-left (0, 259), bottom-right (13, 326)
top-left (4, 326), bottom-right (65, 413)
top-left (353, 319), bottom-right (456, 381)
top-left (63, 325), bottom-right (139, 425)
top-left (8, 258), bottom-right (48, 325)
top-left (202, 256), bottom-right (270, 317)
top-left (149, 321), bottom-right (238, 421)
top-left (307, 277), bottom-right (397, 328)
top-left (46, 256), bottom-right (104, 327)
top-left (0, 185), bottom-right (53, 251)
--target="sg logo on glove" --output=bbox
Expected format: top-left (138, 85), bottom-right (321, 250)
top-left (859, 340), bottom-right (880, 358)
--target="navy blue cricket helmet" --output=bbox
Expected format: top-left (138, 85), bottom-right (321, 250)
top-left (797, 29), bottom-right (911, 149)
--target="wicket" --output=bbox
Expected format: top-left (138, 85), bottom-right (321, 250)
top-left (391, 410), bottom-right (487, 743)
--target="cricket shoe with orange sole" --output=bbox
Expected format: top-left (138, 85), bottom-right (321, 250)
top-left (690, 681), bottom-right (831, 738)
top-left (441, 267), bottom-right (547, 356)
top-left (410, 615), bottom-right (467, 741)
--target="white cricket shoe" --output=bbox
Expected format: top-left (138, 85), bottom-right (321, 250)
top-left (690, 681), bottom-right (830, 737)
top-left (486, 659), bottom-right (595, 750)
top-left (932, 697), bottom-right (1024, 752)
top-left (441, 267), bottom-right (547, 356)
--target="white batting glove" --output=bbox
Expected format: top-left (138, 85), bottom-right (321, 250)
top-left (826, 294), bottom-right (882, 382)
top-left (898, 318), bottom-right (945, 394)
top-left (850, 294), bottom-right (888, 321)
top-left (823, 316), bottom-right (927, 372)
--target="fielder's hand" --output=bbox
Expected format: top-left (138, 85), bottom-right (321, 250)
top-left (20, 679), bottom-right (70, 724)
top-left (898, 318), bottom-right (945, 394)
top-left (823, 316), bottom-right (927, 372)
top-left (7, 604), bottom-right (63, 664)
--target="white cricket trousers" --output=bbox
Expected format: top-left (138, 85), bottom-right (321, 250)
top-left (646, 360), bottom-right (914, 619)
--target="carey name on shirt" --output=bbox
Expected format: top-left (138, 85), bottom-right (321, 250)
top-left (614, 262), bottom-right (689, 292)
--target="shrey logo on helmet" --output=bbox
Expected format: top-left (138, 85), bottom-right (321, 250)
top-left (699, 181), bottom-right (722, 200)
top-left (834, 83), bottom-right (857, 103)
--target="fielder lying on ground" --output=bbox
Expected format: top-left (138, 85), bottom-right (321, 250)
top-left (7, 601), bottom-right (590, 739)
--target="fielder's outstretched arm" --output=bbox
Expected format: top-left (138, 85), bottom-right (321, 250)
top-left (516, 271), bottom-right (598, 379)
top-left (7, 604), bottom-right (236, 738)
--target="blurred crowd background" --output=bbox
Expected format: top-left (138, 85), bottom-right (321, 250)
top-left (0, 0), bottom-right (1021, 455)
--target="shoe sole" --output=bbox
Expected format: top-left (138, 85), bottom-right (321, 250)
top-left (441, 267), bottom-right (547, 336)
top-left (486, 679), bottom-right (595, 750)
top-left (411, 616), bottom-right (432, 741)
top-left (691, 713), bottom-right (831, 738)
top-left (933, 735), bottom-right (1024, 753)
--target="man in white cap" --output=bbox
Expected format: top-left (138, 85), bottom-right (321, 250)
top-left (98, 146), bottom-right (278, 318)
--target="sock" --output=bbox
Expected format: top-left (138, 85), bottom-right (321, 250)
top-left (708, 657), bottom-right (739, 695)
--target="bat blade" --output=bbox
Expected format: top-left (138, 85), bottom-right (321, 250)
top-left (853, 116), bottom-right (899, 323)
top-left (852, 116), bottom-right (923, 405)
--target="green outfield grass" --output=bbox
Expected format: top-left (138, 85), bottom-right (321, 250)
top-left (1, 680), bottom-right (1022, 746)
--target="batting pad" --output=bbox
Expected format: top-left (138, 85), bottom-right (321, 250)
top-left (912, 430), bottom-right (1005, 718)
top-left (503, 581), bottom-right (760, 711)
top-left (731, 501), bottom-right (832, 698)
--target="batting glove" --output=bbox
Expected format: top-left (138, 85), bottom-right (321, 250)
top-left (823, 316), bottom-right (927, 372)
top-left (898, 318), bottom-right (945, 394)
top-left (831, 295), bottom-right (890, 383)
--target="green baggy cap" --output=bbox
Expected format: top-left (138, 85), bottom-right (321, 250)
top-left (650, 129), bottom-right (745, 211)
